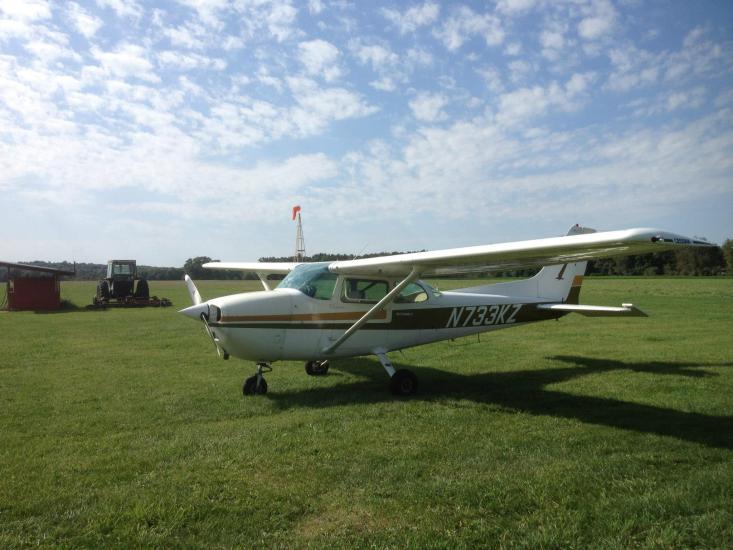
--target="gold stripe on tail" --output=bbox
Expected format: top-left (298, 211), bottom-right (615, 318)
top-left (566, 276), bottom-right (584, 304)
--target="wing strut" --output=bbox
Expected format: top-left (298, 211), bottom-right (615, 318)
top-left (322, 266), bottom-right (420, 355)
top-left (256, 273), bottom-right (273, 291)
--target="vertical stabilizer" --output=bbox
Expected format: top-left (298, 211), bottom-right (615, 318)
top-left (534, 224), bottom-right (594, 303)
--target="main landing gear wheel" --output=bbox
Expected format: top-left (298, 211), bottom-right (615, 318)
top-left (305, 360), bottom-right (329, 376)
top-left (390, 369), bottom-right (418, 396)
top-left (242, 363), bottom-right (270, 396)
top-left (242, 376), bottom-right (267, 396)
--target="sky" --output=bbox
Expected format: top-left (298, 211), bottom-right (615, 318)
top-left (1, 0), bottom-right (732, 266)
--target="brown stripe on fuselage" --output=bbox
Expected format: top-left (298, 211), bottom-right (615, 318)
top-left (221, 310), bottom-right (388, 323)
top-left (214, 304), bottom-right (563, 330)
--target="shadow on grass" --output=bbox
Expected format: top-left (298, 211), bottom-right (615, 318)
top-left (31, 300), bottom-right (96, 314)
top-left (266, 355), bottom-right (733, 450)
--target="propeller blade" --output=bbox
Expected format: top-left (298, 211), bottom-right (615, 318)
top-left (184, 274), bottom-right (202, 305)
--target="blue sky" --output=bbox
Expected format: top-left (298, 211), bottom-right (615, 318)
top-left (1, 0), bottom-right (732, 265)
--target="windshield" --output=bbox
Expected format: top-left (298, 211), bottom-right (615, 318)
top-left (278, 263), bottom-right (337, 300)
top-left (421, 280), bottom-right (442, 298)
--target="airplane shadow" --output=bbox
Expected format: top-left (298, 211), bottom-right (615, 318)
top-left (267, 355), bottom-right (733, 450)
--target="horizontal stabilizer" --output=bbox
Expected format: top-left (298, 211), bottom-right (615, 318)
top-left (537, 302), bottom-right (647, 317)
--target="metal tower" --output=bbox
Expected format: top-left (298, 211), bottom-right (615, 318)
top-left (294, 207), bottom-right (305, 261)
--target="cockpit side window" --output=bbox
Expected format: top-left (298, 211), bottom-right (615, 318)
top-left (342, 278), bottom-right (389, 304)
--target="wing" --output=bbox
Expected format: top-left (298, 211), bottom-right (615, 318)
top-left (327, 228), bottom-right (715, 277)
top-left (202, 261), bottom-right (299, 275)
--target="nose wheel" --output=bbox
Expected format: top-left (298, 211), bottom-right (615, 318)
top-left (243, 363), bottom-right (271, 396)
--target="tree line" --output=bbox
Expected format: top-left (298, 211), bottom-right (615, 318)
top-left (3, 240), bottom-right (731, 281)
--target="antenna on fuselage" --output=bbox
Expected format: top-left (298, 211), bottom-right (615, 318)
top-left (292, 205), bottom-right (305, 262)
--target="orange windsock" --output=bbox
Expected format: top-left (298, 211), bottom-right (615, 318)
top-left (292, 205), bottom-right (301, 220)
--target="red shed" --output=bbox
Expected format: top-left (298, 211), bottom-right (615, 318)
top-left (1, 262), bottom-right (75, 311)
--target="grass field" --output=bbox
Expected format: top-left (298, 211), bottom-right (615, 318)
top-left (1, 277), bottom-right (732, 548)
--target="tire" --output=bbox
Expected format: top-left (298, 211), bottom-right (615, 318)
top-left (243, 376), bottom-right (267, 396)
top-left (390, 369), bottom-right (418, 396)
top-left (98, 280), bottom-right (110, 301)
top-left (135, 278), bottom-right (149, 299)
top-left (305, 360), bottom-right (329, 376)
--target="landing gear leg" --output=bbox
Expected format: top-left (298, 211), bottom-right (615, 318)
top-left (375, 350), bottom-right (418, 396)
top-left (243, 363), bottom-right (271, 396)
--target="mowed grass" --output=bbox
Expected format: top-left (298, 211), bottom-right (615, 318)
top-left (1, 277), bottom-right (732, 548)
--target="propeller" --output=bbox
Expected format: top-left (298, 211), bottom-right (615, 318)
top-left (180, 275), bottom-right (228, 359)
top-left (185, 274), bottom-right (202, 305)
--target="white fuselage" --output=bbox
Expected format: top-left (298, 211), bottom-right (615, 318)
top-left (204, 276), bottom-right (559, 362)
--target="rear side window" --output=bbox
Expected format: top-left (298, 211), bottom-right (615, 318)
top-left (343, 279), bottom-right (389, 303)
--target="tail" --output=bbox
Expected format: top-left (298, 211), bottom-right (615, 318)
top-left (532, 224), bottom-right (593, 303)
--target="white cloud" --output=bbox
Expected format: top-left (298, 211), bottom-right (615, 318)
top-left (287, 77), bottom-right (378, 133)
top-left (0, 18), bottom-right (34, 39)
top-left (351, 41), bottom-right (405, 91)
top-left (507, 59), bottom-right (534, 83)
top-left (67, 2), bottom-right (103, 38)
top-left (95, 0), bottom-right (143, 19)
top-left (540, 26), bottom-right (565, 60)
top-left (263, 0), bottom-right (298, 42)
top-left (353, 43), bottom-right (393, 68)
top-left (409, 92), bottom-right (448, 122)
top-left (297, 39), bottom-right (341, 82)
top-left (666, 87), bottom-right (706, 111)
top-left (92, 43), bottom-right (160, 83)
top-left (381, 2), bottom-right (439, 34)
top-left (605, 31), bottom-right (732, 93)
top-left (175, 0), bottom-right (228, 27)
top-left (627, 86), bottom-right (708, 117)
top-left (157, 51), bottom-right (226, 71)
top-left (496, 0), bottom-right (536, 15)
top-left (476, 66), bottom-right (503, 93)
top-left (162, 24), bottom-right (206, 49)
top-left (0, 0), bottom-right (51, 21)
top-left (324, 109), bottom-right (733, 232)
top-left (308, 0), bottom-right (324, 15)
top-left (577, 0), bottom-right (616, 40)
top-left (434, 6), bottom-right (504, 51)
top-left (504, 41), bottom-right (521, 56)
top-left (369, 77), bottom-right (398, 92)
top-left (25, 40), bottom-right (81, 63)
top-left (496, 73), bottom-right (595, 127)
top-left (257, 69), bottom-right (283, 92)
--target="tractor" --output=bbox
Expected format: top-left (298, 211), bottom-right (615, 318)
top-left (92, 260), bottom-right (170, 307)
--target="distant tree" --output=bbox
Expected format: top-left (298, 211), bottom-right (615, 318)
top-left (722, 239), bottom-right (733, 274)
top-left (183, 257), bottom-right (213, 279)
top-left (674, 246), bottom-right (725, 275)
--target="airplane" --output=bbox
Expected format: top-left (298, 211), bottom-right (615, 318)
top-left (180, 225), bottom-right (715, 397)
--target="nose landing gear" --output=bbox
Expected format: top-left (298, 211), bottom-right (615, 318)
top-left (243, 363), bottom-right (271, 396)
